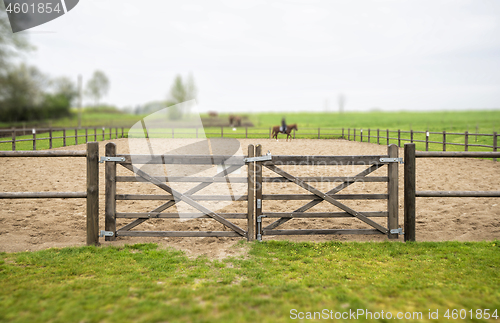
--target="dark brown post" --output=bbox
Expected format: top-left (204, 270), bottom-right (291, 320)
top-left (493, 132), bottom-right (497, 162)
top-left (318, 128), bottom-right (320, 139)
top-left (255, 144), bottom-right (263, 240)
top-left (348, 128), bottom-right (350, 140)
top-left (105, 142), bottom-right (117, 241)
top-left (63, 128), bottom-right (66, 147)
top-left (75, 129), bottom-right (78, 145)
top-left (115, 127), bottom-right (118, 139)
top-left (377, 129), bottom-right (380, 145)
top-left (102, 127), bottom-right (105, 141)
top-left (404, 143), bottom-right (416, 242)
top-left (354, 128), bottom-right (356, 141)
top-left (109, 127), bottom-right (112, 140)
top-left (86, 142), bottom-right (99, 246)
top-left (85, 128), bottom-right (88, 143)
top-left (94, 128), bottom-right (97, 141)
top-left (425, 131), bottom-right (429, 151)
top-left (247, 144), bottom-right (255, 241)
top-left (221, 126), bottom-right (223, 138)
top-left (476, 124), bottom-right (478, 142)
top-left (245, 127), bottom-right (248, 139)
top-left (32, 129), bottom-right (36, 150)
top-left (386, 129), bottom-right (389, 145)
top-left (387, 144), bottom-right (399, 239)
top-left (121, 127), bottom-right (124, 138)
top-left (410, 130), bottom-right (413, 143)
top-left (368, 129), bottom-right (370, 143)
top-left (342, 128), bottom-right (344, 139)
top-left (11, 128), bottom-right (16, 151)
top-left (49, 128), bottom-right (53, 149)
top-left (360, 129), bottom-right (363, 142)
top-left (443, 131), bottom-right (446, 151)
top-left (397, 129), bottom-right (401, 147)
top-left (465, 131), bottom-right (468, 151)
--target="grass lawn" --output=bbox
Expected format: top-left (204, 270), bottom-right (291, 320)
top-left (1, 241), bottom-right (499, 323)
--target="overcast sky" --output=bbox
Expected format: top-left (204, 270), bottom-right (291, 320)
top-left (22, 0), bottom-right (500, 112)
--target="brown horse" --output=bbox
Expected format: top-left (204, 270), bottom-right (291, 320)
top-left (272, 123), bottom-right (298, 141)
top-left (229, 115), bottom-right (241, 126)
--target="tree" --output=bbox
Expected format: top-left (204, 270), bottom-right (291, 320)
top-left (51, 76), bottom-right (78, 104)
top-left (0, 3), bottom-right (33, 72)
top-left (85, 70), bottom-right (110, 106)
top-left (166, 73), bottom-right (197, 120)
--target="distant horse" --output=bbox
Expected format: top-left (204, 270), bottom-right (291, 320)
top-left (229, 115), bottom-right (241, 127)
top-left (272, 123), bottom-right (298, 141)
top-left (208, 111), bottom-right (218, 117)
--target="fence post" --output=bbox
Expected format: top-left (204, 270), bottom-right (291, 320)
top-left (105, 142), bottom-right (117, 241)
top-left (11, 128), bottom-right (16, 151)
top-left (410, 130), bottom-right (413, 143)
top-left (377, 129), bottom-right (380, 145)
top-left (368, 129), bottom-right (370, 143)
top-left (465, 131), bottom-right (469, 151)
top-left (255, 144), bottom-right (263, 240)
top-left (121, 127), bottom-right (124, 138)
top-left (342, 128), bottom-right (344, 139)
top-left (63, 128), bottom-right (66, 147)
top-left (388, 144), bottom-right (399, 239)
top-left (354, 128), bottom-right (356, 141)
top-left (86, 142), bottom-right (99, 246)
top-left (493, 132), bottom-right (497, 162)
top-left (404, 143), bottom-right (416, 242)
top-left (85, 128), bottom-right (88, 143)
top-left (360, 129), bottom-right (363, 142)
top-left (109, 127), bottom-right (112, 140)
top-left (386, 129), bottom-right (389, 145)
top-left (443, 131), bottom-right (446, 151)
top-left (102, 127), bottom-right (105, 141)
top-left (94, 128), bottom-right (97, 141)
top-left (318, 128), bottom-right (320, 139)
top-left (115, 127), bottom-right (118, 139)
top-left (246, 127), bottom-right (248, 139)
top-left (397, 129), bottom-right (401, 147)
top-left (425, 131), bottom-right (429, 151)
top-left (49, 128), bottom-right (53, 149)
top-left (247, 144), bottom-right (255, 241)
top-left (221, 126), bottom-right (223, 138)
top-left (32, 129), bottom-right (36, 150)
top-left (75, 129), bottom-right (78, 145)
top-left (348, 128), bottom-right (350, 140)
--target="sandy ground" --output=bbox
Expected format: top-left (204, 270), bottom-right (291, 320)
top-left (1, 138), bottom-right (499, 258)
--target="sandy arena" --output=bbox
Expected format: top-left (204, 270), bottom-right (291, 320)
top-left (1, 139), bottom-right (499, 258)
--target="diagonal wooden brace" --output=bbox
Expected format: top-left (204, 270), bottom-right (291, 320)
top-left (265, 164), bottom-right (383, 230)
top-left (265, 164), bottom-right (388, 234)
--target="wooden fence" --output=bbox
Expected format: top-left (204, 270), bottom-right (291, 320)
top-left (403, 143), bottom-right (500, 242)
top-left (0, 126), bottom-right (125, 151)
top-left (0, 143), bottom-right (100, 245)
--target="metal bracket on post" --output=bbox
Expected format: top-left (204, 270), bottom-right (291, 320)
top-left (244, 152), bottom-right (272, 163)
top-left (256, 215), bottom-right (267, 241)
top-left (99, 230), bottom-right (114, 237)
top-left (390, 228), bottom-right (404, 235)
top-left (99, 156), bottom-right (125, 163)
top-left (380, 157), bottom-right (403, 164)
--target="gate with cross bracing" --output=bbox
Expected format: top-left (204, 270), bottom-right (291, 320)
top-left (100, 142), bottom-right (401, 241)
top-left (253, 144), bottom-right (401, 240)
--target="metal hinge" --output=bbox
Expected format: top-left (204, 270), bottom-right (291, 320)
top-left (380, 157), bottom-right (403, 164)
top-left (99, 156), bottom-right (126, 163)
top-left (99, 230), bottom-right (114, 237)
top-left (244, 151), bottom-right (272, 163)
top-left (256, 199), bottom-right (262, 209)
top-left (390, 228), bottom-right (404, 235)
top-left (256, 215), bottom-right (267, 242)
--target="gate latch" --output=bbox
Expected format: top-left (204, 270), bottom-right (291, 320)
top-left (390, 228), bottom-right (404, 235)
top-left (244, 152), bottom-right (272, 163)
top-left (99, 230), bottom-right (114, 237)
top-left (99, 156), bottom-right (126, 163)
top-left (380, 157), bottom-right (403, 164)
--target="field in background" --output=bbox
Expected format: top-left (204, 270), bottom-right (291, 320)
top-left (1, 241), bottom-right (499, 323)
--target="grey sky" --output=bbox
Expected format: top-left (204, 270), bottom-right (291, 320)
top-left (23, 0), bottom-right (500, 112)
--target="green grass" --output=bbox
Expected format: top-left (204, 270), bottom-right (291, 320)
top-left (1, 241), bottom-right (499, 322)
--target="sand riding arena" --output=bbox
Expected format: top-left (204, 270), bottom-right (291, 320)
top-left (0, 139), bottom-right (499, 257)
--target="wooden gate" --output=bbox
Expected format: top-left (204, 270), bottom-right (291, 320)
top-left (254, 144), bottom-right (400, 240)
top-left (103, 143), bottom-right (255, 241)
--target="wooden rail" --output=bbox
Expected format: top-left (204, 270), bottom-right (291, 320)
top-left (0, 143), bottom-right (99, 245)
top-left (404, 143), bottom-right (500, 243)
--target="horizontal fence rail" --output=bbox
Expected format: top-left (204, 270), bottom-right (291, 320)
top-left (404, 143), bottom-right (500, 243)
top-left (0, 143), bottom-right (100, 245)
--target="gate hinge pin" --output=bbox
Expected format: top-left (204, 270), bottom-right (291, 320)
top-left (99, 230), bottom-right (114, 237)
top-left (390, 228), bottom-right (404, 235)
top-left (380, 157), bottom-right (403, 164)
top-left (256, 215), bottom-right (267, 242)
top-left (99, 156), bottom-right (125, 163)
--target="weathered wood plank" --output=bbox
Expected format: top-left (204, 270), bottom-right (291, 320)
top-left (117, 154), bottom-right (246, 165)
top-left (262, 155), bottom-right (388, 166)
top-left (116, 213), bottom-right (247, 219)
top-left (117, 231), bottom-right (241, 237)
top-left (263, 176), bottom-right (388, 182)
top-left (263, 211), bottom-right (387, 218)
top-left (415, 151), bottom-right (500, 158)
top-left (416, 191), bottom-right (500, 197)
top-left (247, 144), bottom-right (255, 241)
top-left (262, 194), bottom-right (388, 200)
top-left (86, 142), bottom-right (99, 246)
top-left (387, 144), bottom-right (399, 239)
top-left (116, 176), bottom-right (248, 183)
top-left (0, 192), bottom-right (86, 199)
top-left (105, 143), bottom-right (117, 241)
top-left (0, 150), bottom-right (87, 157)
top-left (263, 229), bottom-right (384, 235)
top-left (116, 194), bottom-right (248, 201)
top-left (255, 144), bottom-right (263, 240)
top-left (404, 143), bottom-right (416, 242)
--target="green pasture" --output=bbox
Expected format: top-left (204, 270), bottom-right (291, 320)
top-left (1, 241), bottom-right (499, 323)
